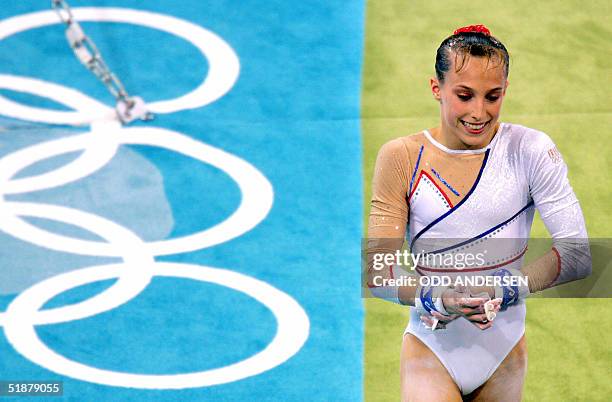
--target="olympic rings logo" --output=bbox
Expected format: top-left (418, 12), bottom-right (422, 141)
top-left (0, 8), bottom-right (310, 389)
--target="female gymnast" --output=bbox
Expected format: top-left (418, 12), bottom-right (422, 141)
top-left (366, 25), bottom-right (591, 401)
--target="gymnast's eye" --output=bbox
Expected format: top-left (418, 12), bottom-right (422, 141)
top-left (486, 95), bottom-right (500, 102)
top-left (457, 94), bottom-right (471, 101)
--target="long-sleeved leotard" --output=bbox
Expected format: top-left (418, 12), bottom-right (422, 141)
top-left (367, 122), bottom-right (590, 394)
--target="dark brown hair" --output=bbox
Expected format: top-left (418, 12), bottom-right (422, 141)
top-left (435, 31), bottom-right (509, 82)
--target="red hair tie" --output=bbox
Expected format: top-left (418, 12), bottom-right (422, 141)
top-left (453, 24), bottom-right (491, 36)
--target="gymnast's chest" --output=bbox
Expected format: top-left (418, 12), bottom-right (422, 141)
top-left (407, 151), bottom-right (528, 237)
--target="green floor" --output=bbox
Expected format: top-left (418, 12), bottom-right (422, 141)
top-left (361, 1), bottom-right (612, 400)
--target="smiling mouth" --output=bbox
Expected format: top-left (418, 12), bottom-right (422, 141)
top-left (460, 120), bottom-right (489, 133)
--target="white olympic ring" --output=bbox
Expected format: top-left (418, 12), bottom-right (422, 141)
top-left (0, 6), bottom-right (309, 389)
top-left (4, 262), bottom-right (310, 388)
top-left (0, 200), bottom-right (155, 326)
top-left (0, 126), bottom-right (274, 255)
top-left (0, 7), bottom-right (240, 125)
top-left (0, 75), bottom-right (113, 124)
top-left (0, 119), bottom-right (122, 195)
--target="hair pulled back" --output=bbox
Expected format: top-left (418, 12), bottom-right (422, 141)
top-left (435, 25), bottom-right (509, 82)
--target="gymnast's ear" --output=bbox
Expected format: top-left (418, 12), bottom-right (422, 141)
top-left (430, 77), bottom-right (442, 102)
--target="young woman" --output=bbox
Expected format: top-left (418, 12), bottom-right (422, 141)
top-left (367, 25), bottom-right (591, 401)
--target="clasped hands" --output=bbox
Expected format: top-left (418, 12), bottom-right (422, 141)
top-left (420, 285), bottom-right (502, 330)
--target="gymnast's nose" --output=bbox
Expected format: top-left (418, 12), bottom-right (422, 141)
top-left (470, 98), bottom-right (487, 121)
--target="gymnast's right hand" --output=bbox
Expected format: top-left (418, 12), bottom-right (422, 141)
top-left (441, 286), bottom-right (497, 330)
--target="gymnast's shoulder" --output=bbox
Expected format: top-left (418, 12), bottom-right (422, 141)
top-left (375, 130), bottom-right (427, 165)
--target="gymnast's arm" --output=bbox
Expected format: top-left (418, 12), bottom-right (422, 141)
top-left (521, 132), bottom-right (591, 292)
top-left (518, 204), bottom-right (591, 294)
top-left (476, 132), bottom-right (592, 299)
top-left (366, 138), bottom-right (419, 305)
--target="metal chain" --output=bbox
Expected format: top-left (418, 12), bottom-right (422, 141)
top-left (51, 0), bottom-right (153, 123)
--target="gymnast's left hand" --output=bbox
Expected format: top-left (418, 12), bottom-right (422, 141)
top-left (442, 286), bottom-right (500, 330)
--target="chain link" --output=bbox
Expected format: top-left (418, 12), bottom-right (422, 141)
top-left (51, 0), bottom-right (153, 123)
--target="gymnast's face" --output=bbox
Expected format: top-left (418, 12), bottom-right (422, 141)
top-left (430, 54), bottom-right (508, 150)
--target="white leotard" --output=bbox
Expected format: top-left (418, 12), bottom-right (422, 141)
top-left (367, 122), bottom-right (588, 395)
top-left (405, 123), bottom-right (587, 394)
